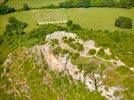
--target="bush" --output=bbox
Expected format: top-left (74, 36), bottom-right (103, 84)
top-left (5, 17), bottom-right (28, 35)
top-left (88, 49), bottom-right (96, 55)
top-left (59, 1), bottom-right (73, 8)
top-left (46, 4), bottom-right (59, 9)
top-left (115, 16), bottom-right (132, 29)
top-left (68, 37), bottom-right (75, 42)
top-left (0, 37), bottom-right (4, 45)
top-left (50, 39), bottom-right (59, 46)
top-left (69, 42), bottom-right (84, 51)
top-left (70, 24), bottom-right (81, 30)
top-left (23, 4), bottom-right (30, 10)
top-left (101, 0), bottom-right (116, 7)
top-left (66, 20), bottom-right (73, 26)
top-left (62, 49), bottom-right (69, 54)
top-left (59, 0), bottom-right (90, 8)
top-left (66, 20), bottom-right (81, 30)
top-left (70, 52), bottom-right (80, 59)
top-left (97, 48), bottom-right (111, 60)
top-left (120, 0), bottom-right (133, 8)
top-left (76, 0), bottom-right (91, 8)
top-left (97, 48), bottom-right (105, 56)
top-left (0, 5), bottom-right (15, 15)
top-left (62, 36), bottom-right (68, 43)
top-left (53, 46), bottom-right (62, 55)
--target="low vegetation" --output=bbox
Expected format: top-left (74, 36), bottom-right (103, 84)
top-left (5, 16), bottom-right (27, 35)
top-left (62, 36), bottom-right (84, 51)
top-left (0, 17), bottom-right (67, 65)
top-left (115, 16), bottom-right (132, 29)
top-left (59, 0), bottom-right (91, 8)
top-left (22, 3), bottom-right (30, 11)
top-left (59, 0), bottom-right (134, 8)
top-left (97, 48), bottom-right (111, 60)
top-left (88, 49), bottom-right (96, 55)
top-left (0, 5), bottom-right (15, 15)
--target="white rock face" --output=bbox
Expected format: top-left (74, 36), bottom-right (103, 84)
top-left (31, 44), bottom-right (96, 91)
top-left (30, 31), bottom-right (127, 100)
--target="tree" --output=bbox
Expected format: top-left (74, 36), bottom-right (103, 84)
top-left (102, 0), bottom-right (115, 7)
top-left (76, 0), bottom-right (91, 8)
top-left (0, 5), bottom-right (15, 15)
top-left (70, 24), bottom-right (81, 30)
top-left (5, 17), bottom-right (28, 35)
top-left (120, 0), bottom-right (133, 8)
top-left (59, 0), bottom-right (91, 8)
top-left (23, 4), bottom-right (30, 10)
top-left (115, 16), bottom-right (132, 29)
top-left (59, 1), bottom-right (73, 8)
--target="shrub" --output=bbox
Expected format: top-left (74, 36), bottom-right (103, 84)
top-left (115, 16), bottom-right (132, 29)
top-left (62, 37), bottom-right (75, 44)
top-left (53, 46), bottom-right (62, 55)
top-left (76, 0), bottom-right (91, 8)
top-left (50, 39), bottom-right (59, 46)
top-left (70, 52), bottom-right (80, 59)
top-left (69, 24), bottom-right (81, 30)
top-left (69, 42), bottom-right (84, 51)
top-left (59, 1), bottom-right (73, 8)
top-left (66, 20), bottom-right (81, 30)
top-left (97, 48), bottom-right (111, 60)
top-left (59, 0), bottom-right (91, 8)
top-left (97, 48), bottom-right (105, 56)
top-left (0, 37), bottom-right (4, 45)
top-left (66, 20), bottom-right (73, 26)
top-left (5, 17), bottom-right (28, 35)
top-left (101, 0), bottom-right (116, 7)
top-left (0, 5), bottom-right (15, 15)
top-left (62, 49), bottom-right (69, 54)
top-left (68, 37), bottom-right (75, 42)
top-left (120, 0), bottom-right (133, 8)
top-left (88, 49), bottom-right (96, 55)
top-left (62, 36), bottom-right (68, 43)
top-left (46, 4), bottom-right (59, 9)
top-left (23, 3), bottom-right (30, 10)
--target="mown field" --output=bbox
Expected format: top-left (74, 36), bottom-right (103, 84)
top-left (66, 8), bottom-right (134, 32)
top-left (5, 0), bottom-right (64, 9)
top-left (33, 9), bottom-right (67, 25)
top-left (0, 8), bottom-right (134, 35)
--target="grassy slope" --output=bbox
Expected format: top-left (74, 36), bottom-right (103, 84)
top-left (0, 48), bottom-right (105, 100)
top-left (5, 0), bottom-right (64, 9)
top-left (0, 8), bottom-right (133, 35)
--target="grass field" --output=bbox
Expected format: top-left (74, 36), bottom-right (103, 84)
top-left (5, 0), bottom-right (64, 9)
top-left (0, 8), bottom-right (134, 35)
top-left (32, 9), bottom-right (67, 25)
top-left (66, 8), bottom-right (134, 32)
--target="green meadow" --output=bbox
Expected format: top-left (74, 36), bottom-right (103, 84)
top-left (66, 8), bottom-right (134, 32)
top-left (0, 8), bottom-right (134, 35)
